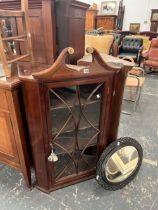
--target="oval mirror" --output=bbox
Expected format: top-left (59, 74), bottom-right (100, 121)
top-left (96, 137), bottom-right (143, 190)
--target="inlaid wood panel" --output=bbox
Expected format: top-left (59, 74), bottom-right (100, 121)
top-left (0, 89), bottom-right (8, 110)
top-left (0, 111), bottom-right (18, 159)
top-left (95, 15), bottom-right (117, 30)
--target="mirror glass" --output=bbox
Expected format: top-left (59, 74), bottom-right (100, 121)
top-left (105, 146), bottom-right (139, 183)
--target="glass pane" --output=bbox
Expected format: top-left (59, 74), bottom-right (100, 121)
top-left (49, 83), bottom-right (103, 181)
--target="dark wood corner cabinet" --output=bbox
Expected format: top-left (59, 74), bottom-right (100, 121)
top-left (55, 0), bottom-right (90, 64)
top-left (20, 48), bottom-right (130, 193)
top-left (95, 15), bottom-right (117, 30)
top-left (0, 77), bottom-right (31, 187)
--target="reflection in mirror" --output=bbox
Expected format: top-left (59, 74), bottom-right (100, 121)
top-left (105, 146), bottom-right (139, 183)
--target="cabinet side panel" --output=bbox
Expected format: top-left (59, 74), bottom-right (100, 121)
top-left (6, 88), bottom-right (31, 188)
top-left (108, 67), bottom-right (129, 142)
top-left (22, 81), bottom-right (49, 190)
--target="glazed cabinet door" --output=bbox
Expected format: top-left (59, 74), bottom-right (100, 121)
top-left (45, 79), bottom-right (112, 188)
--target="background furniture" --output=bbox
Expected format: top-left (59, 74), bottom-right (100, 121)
top-left (126, 35), bottom-right (151, 53)
top-left (123, 67), bottom-right (145, 114)
top-left (116, 0), bottom-right (125, 30)
top-left (0, 0), bottom-right (56, 64)
top-left (0, 75), bottom-right (31, 187)
top-left (95, 0), bottom-right (125, 31)
top-left (20, 48), bottom-right (132, 192)
top-left (85, 34), bottom-right (114, 55)
top-left (118, 37), bottom-right (143, 65)
top-left (77, 53), bottom-right (135, 69)
top-left (112, 33), bottom-right (123, 56)
top-left (113, 33), bottom-right (123, 45)
top-left (85, 8), bottom-right (98, 32)
top-left (95, 15), bottom-right (117, 31)
top-left (118, 31), bottom-right (137, 37)
top-left (139, 31), bottom-right (157, 40)
top-left (0, 0), bottom-right (34, 78)
top-left (121, 56), bottom-right (145, 114)
top-left (150, 9), bottom-right (158, 32)
top-left (55, 0), bottom-right (89, 64)
top-left (142, 38), bottom-right (158, 72)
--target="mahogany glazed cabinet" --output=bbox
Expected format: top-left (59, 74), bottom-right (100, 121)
top-left (20, 47), bottom-right (130, 193)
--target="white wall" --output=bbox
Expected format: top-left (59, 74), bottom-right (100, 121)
top-left (82, 0), bottom-right (158, 31)
top-left (80, 0), bottom-right (120, 14)
top-left (79, 0), bottom-right (102, 6)
top-left (123, 0), bottom-right (158, 31)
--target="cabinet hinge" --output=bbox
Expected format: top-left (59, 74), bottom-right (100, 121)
top-left (113, 90), bottom-right (115, 96)
top-left (107, 86), bottom-right (110, 95)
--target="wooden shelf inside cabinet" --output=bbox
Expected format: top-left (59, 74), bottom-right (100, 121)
top-left (50, 85), bottom-right (101, 137)
top-left (51, 112), bottom-right (100, 136)
top-left (53, 136), bottom-right (97, 155)
top-left (49, 87), bottom-right (102, 111)
top-left (19, 47), bottom-right (132, 193)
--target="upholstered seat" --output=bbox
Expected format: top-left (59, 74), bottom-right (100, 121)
top-left (118, 37), bottom-right (143, 65)
top-left (85, 34), bottom-right (114, 55)
top-left (118, 53), bottom-right (138, 59)
top-left (143, 38), bottom-right (158, 71)
top-left (126, 35), bottom-right (151, 52)
top-left (126, 77), bottom-right (145, 87)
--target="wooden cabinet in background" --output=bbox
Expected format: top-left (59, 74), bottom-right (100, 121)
top-left (55, 0), bottom-right (90, 64)
top-left (150, 9), bottom-right (158, 32)
top-left (85, 8), bottom-right (98, 32)
top-left (0, 77), bottom-right (31, 187)
top-left (95, 15), bottom-right (117, 30)
top-left (0, 0), bottom-right (56, 64)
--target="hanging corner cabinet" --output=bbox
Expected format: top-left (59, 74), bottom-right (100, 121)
top-left (20, 47), bottom-right (130, 193)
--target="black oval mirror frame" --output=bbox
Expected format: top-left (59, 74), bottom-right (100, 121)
top-left (96, 137), bottom-right (143, 190)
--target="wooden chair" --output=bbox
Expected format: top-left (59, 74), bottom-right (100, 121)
top-left (0, 0), bottom-right (34, 77)
top-left (121, 56), bottom-right (145, 114)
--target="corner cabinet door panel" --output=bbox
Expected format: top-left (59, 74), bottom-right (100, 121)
top-left (0, 111), bottom-right (19, 164)
top-left (45, 79), bottom-right (112, 185)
